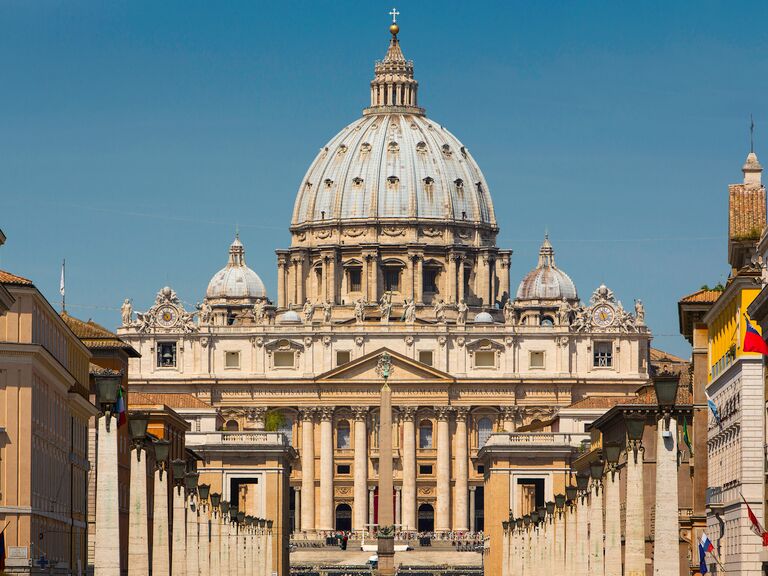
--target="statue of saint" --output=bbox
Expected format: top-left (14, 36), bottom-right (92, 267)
top-left (433, 299), bottom-right (446, 323)
top-left (456, 299), bottom-right (468, 325)
top-left (354, 298), bottom-right (366, 324)
top-left (121, 299), bottom-right (133, 326)
top-left (252, 300), bottom-right (265, 324)
top-left (322, 300), bottom-right (332, 323)
top-left (302, 299), bottom-right (314, 324)
top-left (634, 299), bottom-right (645, 325)
top-left (557, 298), bottom-right (571, 326)
top-left (503, 300), bottom-right (517, 325)
top-left (198, 300), bottom-right (212, 325)
top-left (379, 293), bottom-right (393, 322)
top-left (403, 298), bottom-right (416, 323)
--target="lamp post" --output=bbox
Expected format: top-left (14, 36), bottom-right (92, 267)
top-left (265, 519), bottom-right (274, 576)
top-left (209, 492), bottom-right (222, 574)
top-left (564, 485), bottom-right (577, 576)
top-left (623, 411), bottom-right (646, 576)
top-left (554, 495), bottom-right (565, 574)
top-left (228, 504), bottom-right (239, 576)
top-left (185, 471), bottom-right (200, 576)
top-left (151, 438), bottom-right (171, 576)
top-left (575, 472), bottom-right (590, 576)
top-left (198, 483), bottom-right (211, 575)
top-left (171, 459), bottom-right (188, 576)
top-left (653, 375), bottom-right (681, 576)
top-left (588, 460), bottom-right (605, 576)
top-left (602, 441), bottom-right (622, 576)
top-left (127, 411), bottom-right (150, 576)
top-left (244, 516), bottom-right (254, 576)
top-left (219, 500), bottom-right (230, 576)
top-left (92, 371), bottom-right (123, 576)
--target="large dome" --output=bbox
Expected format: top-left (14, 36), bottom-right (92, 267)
top-left (206, 237), bottom-right (267, 301)
top-left (516, 236), bottom-right (578, 301)
top-left (291, 113), bottom-right (496, 227)
top-left (290, 25), bottom-right (495, 230)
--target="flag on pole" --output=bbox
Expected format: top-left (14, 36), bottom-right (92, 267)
top-left (741, 493), bottom-right (768, 545)
top-left (682, 415), bottom-right (693, 457)
top-left (116, 386), bottom-right (127, 428)
top-left (743, 316), bottom-right (768, 355)
top-left (698, 533), bottom-right (714, 574)
top-left (705, 392), bottom-right (722, 429)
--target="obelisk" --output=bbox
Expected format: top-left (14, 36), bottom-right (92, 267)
top-left (376, 352), bottom-right (395, 575)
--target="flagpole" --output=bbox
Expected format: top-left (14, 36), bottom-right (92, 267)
top-left (60, 259), bottom-right (66, 313)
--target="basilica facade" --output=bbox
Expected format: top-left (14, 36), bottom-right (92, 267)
top-left (117, 22), bottom-right (652, 535)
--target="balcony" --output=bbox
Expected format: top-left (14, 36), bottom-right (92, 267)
top-left (186, 430), bottom-right (292, 447)
top-left (706, 486), bottom-right (725, 511)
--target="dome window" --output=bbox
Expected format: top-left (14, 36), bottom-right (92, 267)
top-left (360, 142), bottom-right (372, 153)
top-left (337, 144), bottom-right (348, 155)
top-left (416, 141), bottom-right (427, 153)
top-left (441, 144), bottom-right (452, 157)
top-left (387, 175), bottom-right (400, 187)
top-left (352, 177), bottom-right (364, 187)
top-left (388, 141), bottom-right (400, 153)
top-left (324, 178), bottom-right (334, 188)
top-left (460, 146), bottom-right (468, 158)
top-left (423, 176), bottom-right (434, 196)
top-left (454, 178), bottom-right (464, 189)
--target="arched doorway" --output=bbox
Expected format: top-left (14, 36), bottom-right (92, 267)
top-left (335, 503), bottom-right (352, 532)
top-left (417, 503), bottom-right (434, 532)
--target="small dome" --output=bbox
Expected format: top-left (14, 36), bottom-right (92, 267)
top-left (473, 312), bottom-right (494, 324)
top-left (278, 310), bottom-right (301, 324)
top-left (206, 236), bottom-right (267, 301)
top-left (516, 236), bottom-right (578, 301)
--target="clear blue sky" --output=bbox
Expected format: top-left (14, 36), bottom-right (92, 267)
top-left (3, 1), bottom-right (767, 357)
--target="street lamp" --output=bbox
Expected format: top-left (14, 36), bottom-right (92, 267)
top-left (266, 520), bottom-right (273, 531)
top-left (229, 504), bottom-right (239, 523)
top-left (589, 459), bottom-right (604, 483)
top-left (152, 438), bottom-right (170, 479)
top-left (184, 472), bottom-right (199, 496)
top-left (198, 483), bottom-right (211, 503)
top-left (565, 485), bottom-right (577, 503)
top-left (128, 412), bottom-right (150, 460)
top-left (523, 515), bottom-right (531, 528)
top-left (94, 372), bottom-right (122, 430)
top-left (603, 440), bottom-right (622, 480)
top-left (624, 412), bottom-right (646, 463)
top-left (236, 511), bottom-right (245, 524)
top-left (575, 472), bottom-right (589, 494)
top-left (210, 492), bottom-right (221, 509)
top-left (555, 493), bottom-right (566, 511)
top-left (546, 501), bottom-right (555, 520)
top-left (654, 375), bottom-right (679, 430)
top-left (220, 501), bottom-right (229, 517)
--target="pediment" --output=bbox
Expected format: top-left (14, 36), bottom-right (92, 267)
top-left (316, 347), bottom-right (454, 384)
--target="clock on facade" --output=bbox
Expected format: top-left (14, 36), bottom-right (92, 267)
top-left (591, 304), bottom-right (615, 327)
top-left (156, 305), bottom-right (178, 328)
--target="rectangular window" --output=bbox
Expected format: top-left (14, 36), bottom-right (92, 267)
top-left (273, 351), bottom-right (295, 368)
top-left (225, 351), bottom-right (240, 369)
top-left (157, 342), bottom-right (177, 368)
top-left (419, 464), bottom-right (433, 475)
top-left (594, 342), bottom-right (613, 367)
top-left (384, 268), bottom-right (400, 292)
top-left (475, 351), bottom-right (496, 368)
top-left (336, 350), bottom-right (351, 366)
top-left (423, 268), bottom-right (439, 293)
top-left (336, 464), bottom-right (351, 475)
top-left (418, 350), bottom-right (434, 366)
top-left (348, 268), bottom-right (362, 292)
top-left (477, 465), bottom-right (485, 474)
top-left (529, 351), bottom-right (545, 369)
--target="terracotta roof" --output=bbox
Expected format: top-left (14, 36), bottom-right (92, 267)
top-left (129, 392), bottom-right (213, 410)
top-left (679, 289), bottom-right (722, 304)
top-left (0, 269), bottom-right (33, 286)
top-left (566, 396), bottom-right (629, 410)
top-left (650, 348), bottom-right (687, 364)
top-left (60, 312), bottom-right (139, 357)
top-left (622, 384), bottom-right (693, 406)
top-left (729, 183), bottom-right (766, 241)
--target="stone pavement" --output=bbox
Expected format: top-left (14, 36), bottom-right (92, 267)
top-left (290, 548), bottom-right (482, 567)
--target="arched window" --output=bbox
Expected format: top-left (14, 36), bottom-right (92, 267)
top-left (337, 420), bottom-right (351, 449)
top-left (477, 417), bottom-right (493, 448)
top-left (540, 316), bottom-right (554, 327)
top-left (225, 419), bottom-right (239, 431)
top-left (419, 420), bottom-right (433, 449)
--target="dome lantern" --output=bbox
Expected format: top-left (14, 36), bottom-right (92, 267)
top-left (205, 236), bottom-right (268, 304)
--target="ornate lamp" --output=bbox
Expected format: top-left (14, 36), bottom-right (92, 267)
top-left (589, 459), bottom-right (604, 482)
top-left (220, 501), bottom-right (230, 516)
top-left (555, 494), bottom-right (566, 510)
top-left (198, 483), bottom-right (211, 503)
top-left (502, 520), bottom-right (510, 531)
top-left (152, 438), bottom-right (170, 477)
top-left (523, 515), bottom-right (531, 528)
top-left (229, 503), bottom-right (239, 522)
top-left (128, 412), bottom-right (150, 459)
top-left (575, 472), bottom-right (589, 493)
top-left (545, 501), bottom-right (555, 517)
top-left (210, 492), bottom-right (221, 509)
top-left (603, 441), bottom-right (622, 467)
top-left (531, 510), bottom-right (540, 524)
top-left (184, 472), bottom-right (199, 495)
top-left (565, 485), bottom-right (577, 502)
top-left (266, 519), bottom-right (273, 530)
top-left (654, 375), bottom-right (679, 430)
top-left (94, 372), bottom-right (122, 428)
top-left (237, 511), bottom-right (245, 524)
top-left (171, 459), bottom-right (187, 486)
top-left (624, 412), bottom-right (646, 462)
top-left (537, 506), bottom-right (546, 523)
top-left (515, 518), bottom-right (523, 530)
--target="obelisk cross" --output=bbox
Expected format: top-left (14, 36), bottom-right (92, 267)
top-left (389, 7), bottom-right (400, 23)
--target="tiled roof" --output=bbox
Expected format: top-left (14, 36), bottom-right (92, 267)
top-left (729, 183), bottom-right (766, 240)
top-left (622, 384), bottom-right (693, 406)
top-left (650, 348), bottom-right (687, 364)
top-left (566, 396), bottom-right (629, 410)
top-left (679, 289), bottom-right (722, 304)
top-left (129, 392), bottom-right (213, 410)
top-left (0, 269), bottom-right (33, 286)
top-left (60, 312), bottom-right (139, 356)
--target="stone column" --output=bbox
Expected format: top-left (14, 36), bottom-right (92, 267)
top-left (299, 409), bottom-right (316, 532)
top-left (319, 407), bottom-right (335, 530)
top-left (363, 255), bottom-right (371, 302)
top-left (564, 503), bottom-right (576, 576)
top-left (186, 496), bottom-right (199, 576)
top-left (199, 506), bottom-right (210, 575)
top-left (414, 255), bottom-right (424, 304)
top-left (368, 487), bottom-right (376, 530)
top-left (469, 487), bottom-right (476, 532)
top-left (266, 524), bottom-right (274, 576)
top-left (401, 407), bottom-right (417, 531)
top-left (172, 486), bottom-right (187, 576)
top-left (128, 447), bottom-right (149, 576)
top-left (151, 467), bottom-right (170, 576)
top-left (435, 406), bottom-right (451, 532)
top-left (328, 252), bottom-right (337, 304)
top-left (220, 518), bottom-right (230, 576)
top-left (296, 256), bottom-right (305, 306)
top-left (406, 254), bottom-right (415, 301)
top-left (478, 254), bottom-right (489, 306)
top-left (500, 407), bottom-right (517, 432)
top-left (377, 377), bottom-right (395, 575)
top-left (576, 494), bottom-right (589, 576)
top-left (244, 527), bottom-right (253, 576)
top-left (236, 525), bottom-right (245, 576)
top-left (277, 257), bottom-right (287, 309)
top-left (228, 523), bottom-right (238, 576)
top-left (294, 489), bottom-right (301, 533)
top-left (394, 487), bottom-right (401, 527)
top-left (95, 417), bottom-right (120, 576)
top-left (497, 257), bottom-right (510, 302)
top-left (454, 408), bottom-right (469, 531)
top-left (589, 479), bottom-right (604, 576)
top-left (352, 406), bottom-right (369, 532)
top-left (502, 526), bottom-right (510, 576)
top-left (447, 254), bottom-right (456, 303)
top-left (604, 466), bottom-right (621, 576)
top-left (553, 509), bottom-right (564, 574)
top-left (654, 416), bottom-right (680, 576)
top-left (457, 256), bottom-right (466, 304)
top-left (625, 442), bottom-right (645, 576)
top-left (210, 510), bottom-right (221, 574)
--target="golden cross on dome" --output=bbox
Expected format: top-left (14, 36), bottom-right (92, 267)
top-left (389, 7), bottom-right (400, 23)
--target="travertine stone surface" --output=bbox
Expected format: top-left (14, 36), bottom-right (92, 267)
top-left (151, 469), bottom-right (170, 576)
top-left (94, 418), bottom-right (121, 576)
top-left (653, 417), bottom-right (680, 576)
top-left (128, 449), bottom-right (149, 576)
top-left (604, 470), bottom-right (621, 576)
top-left (589, 484), bottom-right (604, 576)
top-left (171, 488), bottom-right (187, 576)
top-left (624, 450), bottom-right (645, 576)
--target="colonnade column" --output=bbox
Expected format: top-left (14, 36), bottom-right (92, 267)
top-left (171, 485), bottom-right (187, 576)
top-left (277, 256), bottom-right (287, 309)
top-left (210, 507), bottom-right (221, 574)
top-left (575, 492), bottom-right (589, 576)
top-left (295, 255), bottom-right (305, 306)
top-left (625, 423), bottom-right (646, 576)
top-left (553, 506), bottom-right (564, 574)
top-left (589, 477), bottom-right (604, 576)
top-left (564, 500), bottom-right (576, 576)
top-left (405, 253), bottom-right (415, 301)
top-left (352, 406), bottom-right (369, 532)
top-left (454, 407), bottom-right (469, 531)
top-left (294, 489), bottom-right (301, 533)
top-left (199, 504), bottom-right (210, 575)
top-left (186, 495), bottom-right (199, 576)
top-left (394, 487), bottom-right (402, 527)
top-left (319, 406), bottom-right (335, 531)
top-left (604, 464), bottom-right (621, 576)
top-left (220, 516), bottom-right (229, 576)
top-left (368, 488), bottom-right (376, 530)
top-left (300, 409), bottom-right (316, 532)
top-left (654, 415), bottom-right (680, 576)
top-left (95, 416), bottom-right (120, 576)
top-left (151, 465), bottom-right (170, 576)
top-left (447, 254), bottom-right (456, 303)
top-left (401, 407), bottom-right (417, 531)
top-left (128, 446), bottom-right (149, 576)
top-left (228, 521), bottom-right (237, 576)
top-left (435, 406), bottom-right (451, 532)
top-left (457, 256), bottom-right (466, 304)
top-left (414, 254), bottom-right (424, 304)
top-left (469, 487), bottom-right (476, 533)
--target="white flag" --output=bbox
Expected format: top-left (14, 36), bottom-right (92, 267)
top-left (59, 260), bottom-right (65, 296)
